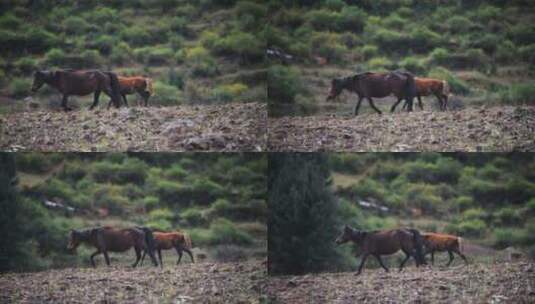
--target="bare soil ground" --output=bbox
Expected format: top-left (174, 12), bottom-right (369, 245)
top-left (265, 261), bottom-right (535, 304)
top-left (0, 102), bottom-right (266, 152)
top-left (0, 261), bottom-right (265, 304)
top-left (268, 106), bottom-right (535, 152)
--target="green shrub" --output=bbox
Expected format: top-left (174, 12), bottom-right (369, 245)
top-left (519, 44), bottom-right (535, 65)
top-left (496, 40), bottom-right (517, 63)
top-left (493, 207), bottom-right (521, 226)
top-left (268, 65), bottom-right (302, 105)
top-left (507, 24), bottom-right (535, 46)
top-left (90, 35), bottom-right (115, 56)
top-left (59, 161), bottom-right (87, 182)
top-left (500, 83), bottom-right (535, 106)
top-left (44, 48), bottom-right (66, 66)
top-left (338, 6), bottom-right (366, 33)
top-left (404, 183), bottom-right (442, 214)
top-left (63, 16), bottom-right (89, 34)
top-left (399, 57), bottom-right (426, 74)
top-left (148, 208), bottom-right (174, 222)
top-left (208, 218), bottom-right (253, 246)
top-left (151, 81), bottom-right (182, 106)
top-left (0, 13), bottom-right (22, 29)
top-left (167, 67), bottom-right (185, 90)
top-left (180, 207), bottom-right (208, 226)
top-left (142, 196), bottom-right (160, 211)
top-left (14, 57), bottom-right (38, 75)
top-left (308, 32), bottom-right (347, 63)
top-left (462, 208), bottom-right (487, 221)
top-left (154, 179), bottom-right (183, 206)
top-left (451, 219), bottom-right (487, 237)
top-left (408, 26), bottom-right (442, 53)
top-left (8, 77), bottom-right (31, 97)
top-left (213, 31), bottom-right (263, 62)
top-left (146, 219), bottom-right (172, 231)
top-left (372, 28), bottom-right (411, 53)
top-left (212, 83), bottom-right (248, 102)
top-left (92, 185), bottom-right (129, 215)
top-left (120, 25), bottom-right (152, 47)
top-left (454, 196), bottom-right (474, 211)
top-left (36, 178), bottom-right (76, 203)
top-left (169, 16), bottom-right (188, 35)
top-left (446, 16), bottom-right (472, 34)
top-left (493, 228), bottom-right (527, 248)
top-left (92, 159), bottom-right (148, 185)
top-left (360, 44), bottom-right (378, 60)
top-left (367, 57), bottom-right (394, 70)
top-left (110, 42), bottom-right (132, 64)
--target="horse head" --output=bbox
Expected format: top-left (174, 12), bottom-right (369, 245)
top-left (31, 70), bottom-right (50, 92)
top-left (336, 225), bottom-right (359, 245)
top-left (326, 77), bottom-right (347, 101)
top-left (67, 229), bottom-right (82, 251)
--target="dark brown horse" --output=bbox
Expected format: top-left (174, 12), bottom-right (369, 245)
top-left (31, 69), bottom-right (122, 111)
top-left (326, 71), bottom-right (417, 115)
top-left (335, 225), bottom-right (426, 275)
top-left (140, 231), bottom-right (194, 267)
top-left (67, 226), bottom-right (158, 268)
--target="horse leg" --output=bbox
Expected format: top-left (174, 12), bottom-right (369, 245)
top-left (367, 97), bottom-right (382, 115)
top-left (399, 250), bottom-right (411, 271)
top-left (417, 95), bottom-right (423, 111)
top-left (446, 250), bottom-right (455, 267)
top-left (184, 248), bottom-right (195, 263)
top-left (454, 249), bottom-right (468, 265)
top-left (90, 90), bottom-right (101, 110)
top-left (103, 250), bottom-right (111, 266)
top-left (374, 254), bottom-right (389, 272)
top-left (61, 94), bottom-right (72, 111)
top-left (122, 94), bottom-right (128, 107)
top-left (431, 251), bottom-right (435, 265)
top-left (132, 247), bottom-right (142, 268)
top-left (142, 92), bottom-right (150, 107)
top-left (442, 94), bottom-right (448, 111)
top-left (140, 250), bottom-right (146, 266)
top-left (354, 96), bottom-right (363, 116)
top-left (355, 253), bottom-right (369, 275)
top-left (157, 249), bottom-right (163, 268)
top-left (90, 250), bottom-right (101, 268)
top-left (390, 98), bottom-right (403, 113)
top-left (175, 247), bottom-right (183, 265)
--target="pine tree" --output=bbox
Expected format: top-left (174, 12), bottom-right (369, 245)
top-left (268, 153), bottom-right (344, 275)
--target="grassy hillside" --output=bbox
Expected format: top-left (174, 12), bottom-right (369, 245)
top-left (7, 153), bottom-right (267, 271)
top-left (0, 0), bottom-right (266, 112)
top-left (328, 153), bottom-right (535, 256)
top-left (267, 0), bottom-right (535, 116)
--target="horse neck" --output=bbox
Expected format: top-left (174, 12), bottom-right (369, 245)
top-left (44, 72), bottom-right (60, 89)
top-left (349, 229), bottom-right (365, 244)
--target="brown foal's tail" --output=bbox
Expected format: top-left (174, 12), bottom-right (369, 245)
top-left (183, 233), bottom-right (193, 249)
top-left (106, 72), bottom-right (122, 108)
top-left (458, 237), bottom-right (464, 254)
top-left (145, 78), bottom-right (154, 96)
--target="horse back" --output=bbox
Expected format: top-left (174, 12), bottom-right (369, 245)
top-left (56, 70), bottom-right (106, 96)
top-left (97, 227), bottom-right (142, 252)
top-left (422, 232), bottom-right (459, 251)
top-left (362, 230), bottom-right (404, 255)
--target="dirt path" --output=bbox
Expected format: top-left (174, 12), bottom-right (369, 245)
top-left (0, 262), bottom-right (265, 303)
top-left (0, 102), bottom-right (266, 152)
top-left (268, 106), bottom-right (535, 151)
top-left (265, 261), bottom-right (535, 304)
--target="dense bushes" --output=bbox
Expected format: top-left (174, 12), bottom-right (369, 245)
top-left (267, 65), bottom-right (302, 105)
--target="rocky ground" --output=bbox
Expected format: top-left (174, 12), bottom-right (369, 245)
top-left (265, 261), bottom-right (535, 304)
top-left (268, 106), bottom-right (535, 152)
top-left (0, 261), bottom-right (265, 304)
top-left (0, 102), bottom-right (266, 152)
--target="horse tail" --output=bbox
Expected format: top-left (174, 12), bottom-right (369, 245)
top-left (458, 236), bottom-right (463, 254)
top-left (409, 229), bottom-right (426, 265)
top-left (183, 233), bottom-right (193, 249)
top-left (106, 71), bottom-right (122, 108)
top-left (442, 80), bottom-right (450, 96)
top-left (403, 72), bottom-right (417, 110)
top-left (138, 226), bottom-right (158, 267)
top-left (145, 78), bottom-right (154, 96)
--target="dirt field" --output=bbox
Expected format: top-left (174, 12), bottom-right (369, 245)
top-left (0, 261), bottom-right (265, 304)
top-left (265, 261), bottom-right (535, 304)
top-left (0, 102), bottom-right (266, 152)
top-left (268, 106), bottom-right (535, 152)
